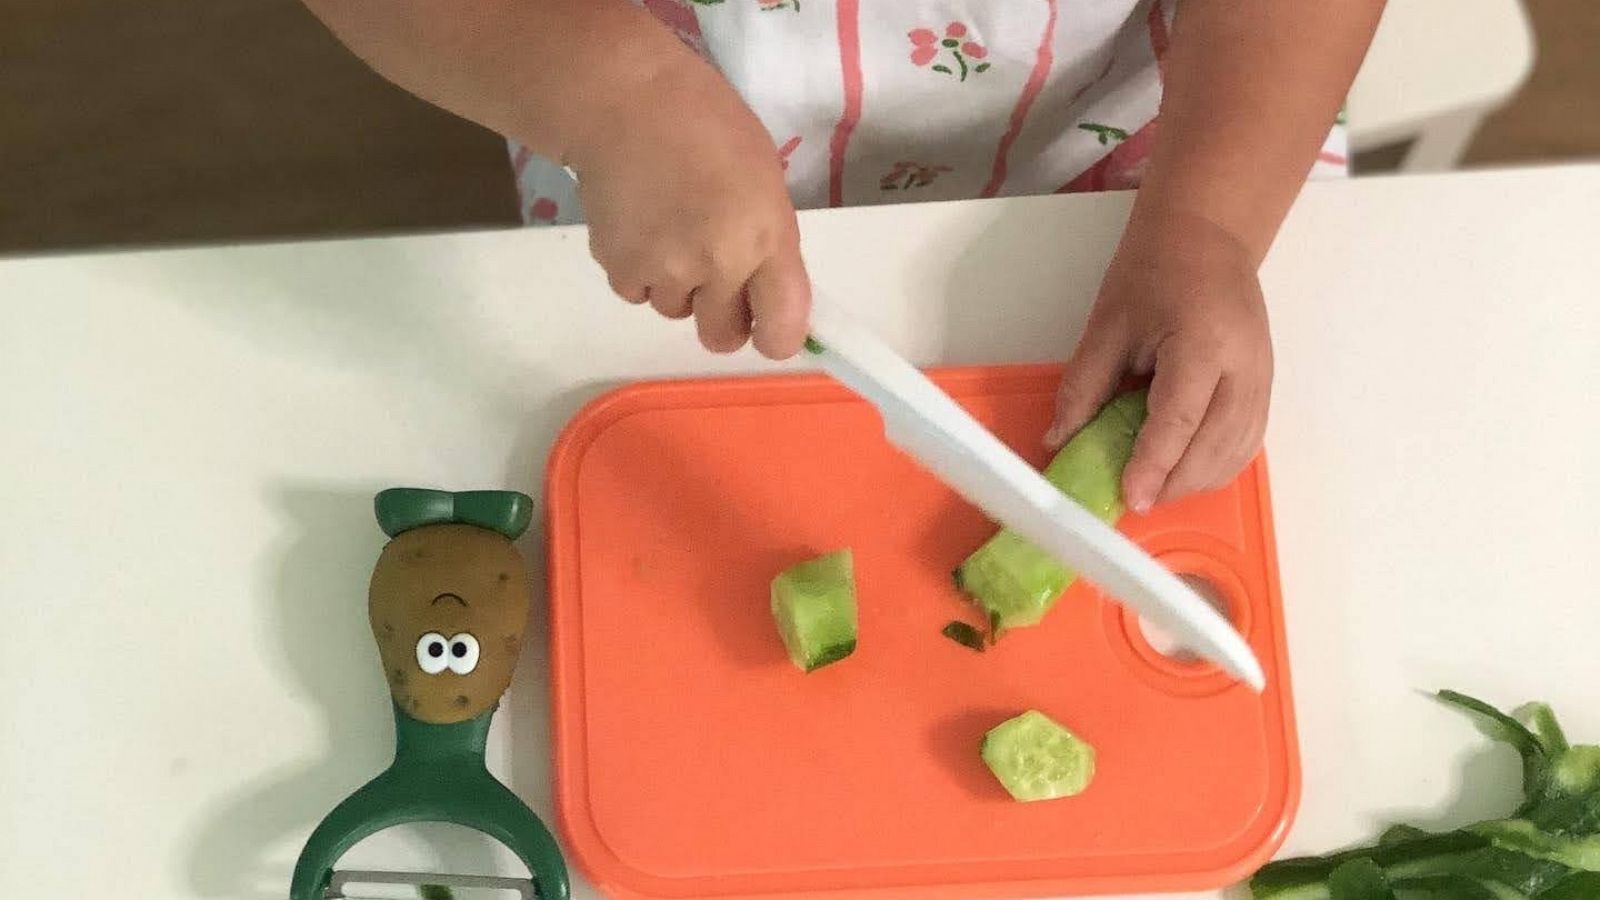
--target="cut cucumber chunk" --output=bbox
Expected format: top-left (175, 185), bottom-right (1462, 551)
top-left (953, 530), bottom-right (1070, 629)
top-left (770, 549), bottom-right (857, 672)
top-left (955, 389), bottom-right (1147, 631)
top-left (981, 709), bottom-right (1096, 802)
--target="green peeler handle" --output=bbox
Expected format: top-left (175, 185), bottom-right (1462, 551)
top-left (289, 705), bottom-right (569, 900)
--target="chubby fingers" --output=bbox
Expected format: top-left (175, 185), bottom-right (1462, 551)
top-left (693, 274), bottom-right (754, 354)
top-left (1156, 334), bottom-right (1271, 502)
top-left (1048, 317), bottom-right (1128, 448)
top-left (597, 232), bottom-right (810, 359)
top-left (1121, 343), bottom-right (1221, 514)
top-left (744, 240), bottom-right (812, 360)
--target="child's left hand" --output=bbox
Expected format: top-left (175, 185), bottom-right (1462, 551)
top-left (1047, 216), bottom-right (1273, 513)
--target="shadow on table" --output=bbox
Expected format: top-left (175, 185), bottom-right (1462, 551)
top-left (1374, 719), bottom-right (1525, 834)
top-left (499, 383), bottom-right (612, 816)
top-left (151, 235), bottom-right (591, 893)
top-left (183, 483), bottom-right (500, 898)
top-left (935, 193), bottom-right (1120, 367)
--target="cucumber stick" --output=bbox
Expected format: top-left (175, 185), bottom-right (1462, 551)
top-left (770, 549), bottom-right (858, 672)
top-left (982, 710), bottom-right (1096, 802)
top-left (955, 389), bottom-right (1147, 631)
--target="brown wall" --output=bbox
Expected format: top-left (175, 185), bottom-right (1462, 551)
top-left (1, 0), bottom-right (519, 253)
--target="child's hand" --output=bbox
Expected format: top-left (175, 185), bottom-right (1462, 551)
top-left (1047, 216), bottom-right (1272, 512)
top-left (569, 65), bottom-right (812, 359)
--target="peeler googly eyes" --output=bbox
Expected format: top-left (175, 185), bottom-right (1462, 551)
top-left (290, 488), bottom-right (569, 900)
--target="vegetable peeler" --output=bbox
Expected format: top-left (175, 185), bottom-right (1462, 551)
top-left (290, 488), bottom-right (569, 900)
top-left (805, 297), bottom-right (1265, 690)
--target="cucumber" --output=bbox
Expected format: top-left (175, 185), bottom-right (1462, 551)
top-left (955, 389), bottom-right (1147, 631)
top-left (770, 549), bottom-right (857, 672)
top-left (981, 709), bottom-right (1096, 802)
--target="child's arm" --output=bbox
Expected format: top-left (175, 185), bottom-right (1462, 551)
top-left (300, 0), bottom-right (811, 358)
top-left (1050, 0), bottom-right (1386, 511)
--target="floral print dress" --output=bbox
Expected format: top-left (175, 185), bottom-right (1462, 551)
top-left (509, 0), bottom-right (1349, 226)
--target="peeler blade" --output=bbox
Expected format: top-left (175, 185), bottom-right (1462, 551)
top-left (327, 869), bottom-right (537, 899)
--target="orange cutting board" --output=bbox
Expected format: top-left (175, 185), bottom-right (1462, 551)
top-left (544, 364), bottom-right (1298, 899)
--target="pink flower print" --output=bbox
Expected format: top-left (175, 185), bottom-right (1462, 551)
top-left (776, 135), bottom-right (802, 171)
top-left (757, 0), bottom-right (799, 10)
top-left (528, 197), bottom-right (559, 222)
top-left (909, 22), bottom-right (991, 81)
top-left (880, 160), bottom-right (952, 191)
top-left (908, 28), bottom-right (939, 66)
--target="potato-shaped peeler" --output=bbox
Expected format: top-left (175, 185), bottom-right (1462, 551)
top-left (290, 488), bottom-right (569, 900)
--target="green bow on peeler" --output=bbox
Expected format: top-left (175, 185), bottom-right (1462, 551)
top-left (374, 487), bottom-right (535, 541)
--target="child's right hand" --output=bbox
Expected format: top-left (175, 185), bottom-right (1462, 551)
top-left (567, 65), bottom-right (812, 360)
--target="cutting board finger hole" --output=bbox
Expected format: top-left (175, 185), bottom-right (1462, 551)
top-left (1104, 549), bottom-right (1256, 696)
top-left (1139, 573), bottom-right (1234, 664)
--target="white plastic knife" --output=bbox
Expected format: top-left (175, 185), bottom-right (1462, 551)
top-left (806, 296), bottom-right (1265, 691)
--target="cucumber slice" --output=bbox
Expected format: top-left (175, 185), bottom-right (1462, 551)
top-left (956, 389), bottom-right (1147, 631)
top-left (982, 710), bottom-right (1096, 802)
top-left (770, 549), bottom-right (857, 672)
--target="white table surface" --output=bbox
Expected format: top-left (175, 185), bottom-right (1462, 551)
top-left (3, 165), bottom-right (1597, 899)
top-left (1347, 0), bottom-right (1535, 150)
